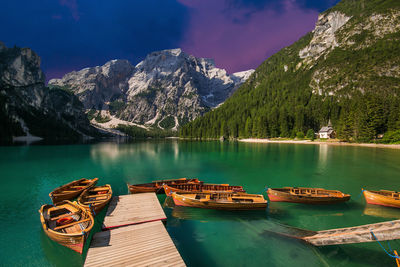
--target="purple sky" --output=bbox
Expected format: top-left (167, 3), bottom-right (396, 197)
top-left (178, 0), bottom-right (319, 73)
top-left (0, 0), bottom-right (339, 80)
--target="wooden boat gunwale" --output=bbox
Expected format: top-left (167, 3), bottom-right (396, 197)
top-left (39, 200), bottom-right (94, 254)
top-left (363, 189), bottom-right (400, 208)
top-left (127, 177), bottom-right (201, 194)
top-left (128, 178), bottom-right (200, 187)
top-left (163, 184), bottom-right (245, 196)
top-left (171, 191), bottom-right (268, 210)
top-left (77, 184), bottom-right (113, 214)
top-left (49, 178), bottom-right (99, 203)
top-left (363, 189), bottom-right (400, 198)
top-left (267, 187), bottom-right (351, 204)
top-left (151, 177), bottom-right (198, 183)
top-left (39, 200), bottom-right (94, 236)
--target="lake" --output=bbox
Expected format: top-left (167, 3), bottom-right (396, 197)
top-left (1, 140), bottom-right (400, 266)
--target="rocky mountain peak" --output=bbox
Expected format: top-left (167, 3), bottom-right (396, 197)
top-left (0, 45), bottom-right (45, 87)
top-left (49, 59), bottom-right (135, 109)
top-left (48, 48), bottom-right (254, 130)
top-left (135, 48), bottom-right (185, 73)
top-left (101, 59), bottom-right (134, 77)
top-left (166, 48), bottom-right (183, 56)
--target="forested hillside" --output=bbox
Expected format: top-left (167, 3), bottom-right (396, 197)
top-left (180, 0), bottom-right (400, 142)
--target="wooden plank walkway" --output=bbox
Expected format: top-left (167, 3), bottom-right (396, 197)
top-left (103, 193), bottom-right (167, 230)
top-left (84, 193), bottom-right (185, 266)
top-left (301, 219), bottom-right (400, 246)
top-left (85, 221), bottom-right (185, 267)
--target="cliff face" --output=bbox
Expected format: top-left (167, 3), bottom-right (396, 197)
top-left (49, 48), bottom-right (254, 130)
top-left (0, 43), bottom-right (101, 143)
top-left (49, 59), bottom-right (135, 110)
top-left (299, 11), bottom-right (351, 65)
top-left (180, 0), bottom-right (400, 142)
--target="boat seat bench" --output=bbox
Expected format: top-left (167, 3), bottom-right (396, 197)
top-left (51, 212), bottom-right (80, 221)
top-left (54, 218), bottom-right (91, 231)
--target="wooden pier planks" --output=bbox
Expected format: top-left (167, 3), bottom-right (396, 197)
top-left (85, 221), bottom-right (186, 267)
top-left (85, 193), bottom-right (185, 266)
top-left (302, 219), bottom-right (400, 246)
top-left (103, 193), bottom-right (167, 230)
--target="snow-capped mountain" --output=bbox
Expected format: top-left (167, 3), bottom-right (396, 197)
top-left (49, 48), bottom-right (254, 130)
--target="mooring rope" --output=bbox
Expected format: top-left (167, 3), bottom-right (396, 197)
top-left (352, 189), bottom-right (365, 201)
top-left (89, 203), bottom-right (96, 216)
top-left (258, 186), bottom-right (268, 195)
top-left (370, 229), bottom-right (400, 259)
top-left (156, 184), bottom-right (165, 193)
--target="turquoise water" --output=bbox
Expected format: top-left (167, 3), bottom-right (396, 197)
top-left (1, 140), bottom-right (400, 266)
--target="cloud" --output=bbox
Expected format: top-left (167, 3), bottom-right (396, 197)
top-left (178, 0), bottom-right (321, 73)
top-left (59, 0), bottom-right (80, 21)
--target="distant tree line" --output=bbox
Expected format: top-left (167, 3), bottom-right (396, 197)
top-left (117, 124), bottom-right (177, 139)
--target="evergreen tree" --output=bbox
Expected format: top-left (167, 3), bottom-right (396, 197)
top-left (306, 129), bottom-right (315, 140)
top-left (244, 117), bottom-right (252, 138)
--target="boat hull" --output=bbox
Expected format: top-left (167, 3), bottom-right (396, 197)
top-left (172, 193), bottom-right (268, 210)
top-left (78, 184), bottom-right (113, 214)
top-left (267, 188), bottom-right (350, 204)
top-left (128, 185), bottom-right (160, 194)
top-left (50, 178), bottom-right (98, 204)
top-left (163, 184), bottom-right (245, 197)
top-left (127, 178), bottom-right (201, 194)
top-left (39, 201), bottom-right (94, 254)
top-left (51, 191), bottom-right (83, 205)
top-left (43, 228), bottom-right (87, 253)
top-left (363, 190), bottom-right (400, 208)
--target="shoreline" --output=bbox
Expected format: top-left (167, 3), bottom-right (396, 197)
top-left (239, 138), bottom-right (400, 150)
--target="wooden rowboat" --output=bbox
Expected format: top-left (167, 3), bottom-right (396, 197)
top-left (39, 200), bottom-right (94, 254)
top-left (77, 184), bottom-right (112, 215)
top-left (49, 178), bottom-right (98, 204)
top-left (163, 184), bottom-right (245, 197)
top-left (171, 191), bottom-right (268, 210)
top-left (363, 189), bottom-right (400, 208)
top-left (127, 178), bottom-right (200, 194)
top-left (267, 187), bottom-right (350, 204)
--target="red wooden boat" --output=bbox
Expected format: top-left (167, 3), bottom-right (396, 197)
top-left (163, 184), bottom-right (245, 196)
top-left (127, 178), bottom-right (200, 194)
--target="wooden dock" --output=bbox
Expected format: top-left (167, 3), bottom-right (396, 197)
top-left (85, 193), bottom-right (185, 266)
top-left (301, 219), bottom-right (400, 246)
top-left (103, 193), bottom-right (167, 230)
